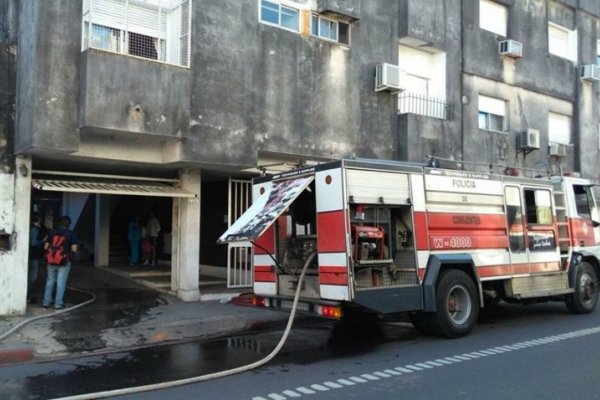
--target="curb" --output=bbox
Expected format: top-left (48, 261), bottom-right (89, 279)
top-left (0, 347), bottom-right (35, 365)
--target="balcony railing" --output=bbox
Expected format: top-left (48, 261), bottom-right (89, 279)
top-left (398, 92), bottom-right (451, 120)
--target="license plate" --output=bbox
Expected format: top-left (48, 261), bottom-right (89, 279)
top-left (280, 300), bottom-right (309, 312)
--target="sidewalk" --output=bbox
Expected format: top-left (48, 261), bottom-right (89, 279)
top-left (0, 264), bottom-right (290, 365)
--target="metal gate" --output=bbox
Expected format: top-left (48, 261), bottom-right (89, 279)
top-left (227, 179), bottom-right (253, 288)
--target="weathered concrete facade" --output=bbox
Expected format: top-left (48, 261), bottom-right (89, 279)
top-left (1, 0), bottom-right (600, 315)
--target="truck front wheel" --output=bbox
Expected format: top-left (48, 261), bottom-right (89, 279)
top-left (566, 262), bottom-right (599, 314)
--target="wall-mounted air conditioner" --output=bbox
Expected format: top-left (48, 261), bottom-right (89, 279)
top-left (499, 40), bottom-right (523, 59)
top-left (518, 128), bottom-right (540, 150)
top-left (374, 63), bottom-right (406, 92)
top-left (549, 142), bottom-right (567, 157)
top-left (580, 64), bottom-right (600, 81)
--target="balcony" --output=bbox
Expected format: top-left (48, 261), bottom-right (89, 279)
top-left (79, 49), bottom-right (191, 141)
top-left (398, 92), bottom-right (451, 120)
top-left (317, 0), bottom-right (360, 21)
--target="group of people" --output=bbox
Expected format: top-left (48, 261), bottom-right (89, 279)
top-left (127, 212), bottom-right (161, 266)
top-left (28, 213), bottom-right (77, 310)
top-left (27, 210), bottom-right (161, 310)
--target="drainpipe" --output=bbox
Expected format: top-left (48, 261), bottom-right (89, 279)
top-left (573, 0), bottom-right (581, 173)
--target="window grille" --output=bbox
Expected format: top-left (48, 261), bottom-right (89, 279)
top-left (398, 93), bottom-right (450, 120)
top-left (82, 0), bottom-right (192, 67)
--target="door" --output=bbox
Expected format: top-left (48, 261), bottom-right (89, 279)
top-left (227, 179), bottom-right (252, 288)
top-left (504, 186), bottom-right (528, 274)
top-left (522, 187), bottom-right (560, 274)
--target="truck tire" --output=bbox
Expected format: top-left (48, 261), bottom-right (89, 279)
top-left (433, 269), bottom-right (479, 338)
top-left (566, 262), bottom-right (599, 314)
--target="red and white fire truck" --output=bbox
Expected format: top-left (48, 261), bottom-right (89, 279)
top-left (219, 158), bottom-right (600, 338)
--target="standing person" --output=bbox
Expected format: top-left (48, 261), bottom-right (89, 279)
top-left (42, 216), bottom-right (77, 310)
top-left (27, 212), bottom-right (45, 304)
top-left (127, 215), bottom-right (142, 265)
top-left (140, 228), bottom-right (152, 266)
top-left (145, 211), bottom-right (161, 266)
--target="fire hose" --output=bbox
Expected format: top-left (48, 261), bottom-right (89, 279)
top-left (52, 252), bottom-right (316, 400)
top-left (0, 286), bottom-right (96, 342)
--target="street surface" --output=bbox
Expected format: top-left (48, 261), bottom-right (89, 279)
top-left (1, 301), bottom-right (600, 399)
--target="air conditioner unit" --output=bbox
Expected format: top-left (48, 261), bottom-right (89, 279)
top-left (375, 63), bottom-right (406, 92)
top-left (549, 142), bottom-right (567, 157)
top-left (518, 128), bottom-right (540, 150)
top-left (499, 40), bottom-right (523, 59)
top-left (580, 64), bottom-right (600, 81)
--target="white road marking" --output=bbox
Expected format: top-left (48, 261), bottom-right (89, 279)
top-left (310, 384), bottom-right (329, 391)
top-left (246, 325), bottom-right (600, 400)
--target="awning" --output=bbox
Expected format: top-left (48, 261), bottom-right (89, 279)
top-left (32, 178), bottom-right (196, 198)
top-left (218, 175), bottom-right (314, 244)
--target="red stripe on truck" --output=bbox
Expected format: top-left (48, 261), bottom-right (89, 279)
top-left (253, 226), bottom-right (275, 254)
top-left (319, 266), bottom-right (349, 285)
top-left (317, 210), bottom-right (347, 253)
top-left (254, 265), bottom-right (275, 282)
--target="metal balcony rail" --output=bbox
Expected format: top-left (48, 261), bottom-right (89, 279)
top-left (398, 92), bottom-right (451, 120)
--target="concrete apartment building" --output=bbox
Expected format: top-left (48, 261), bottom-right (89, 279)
top-left (0, 0), bottom-right (599, 315)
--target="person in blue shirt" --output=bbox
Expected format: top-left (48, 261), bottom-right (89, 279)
top-left (42, 216), bottom-right (78, 310)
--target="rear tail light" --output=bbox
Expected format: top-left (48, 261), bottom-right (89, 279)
top-left (320, 305), bottom-right (343, 319)
top-left (252, 296), bottom-right (268, 307)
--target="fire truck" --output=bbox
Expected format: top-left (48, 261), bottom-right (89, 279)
top-left (219, 158), bottom-right (600, 338)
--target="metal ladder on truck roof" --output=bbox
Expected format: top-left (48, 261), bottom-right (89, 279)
top-left (553, 187), bottom-right (572, 270)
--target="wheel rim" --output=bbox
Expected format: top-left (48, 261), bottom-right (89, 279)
top-left (446, 284), bottom-right (472, 325)
top-left (579, 272), bottom-right (597, 305)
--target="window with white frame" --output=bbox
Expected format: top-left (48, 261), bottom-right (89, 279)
top-left (548, 112), bottom-right (571, 145)
top-left (260, 0), bottom-right (300, 32)
top-left (398, 45), bottom-right (447, 119)
top-left (479, 0), bottom-right (507, 36)
top-left (597, 40), bottom-right (600, 65)
top-left (311, 14), bottom-right (350, 45)
top-left (82, 0), bottom-right (191, 67)
top-left (548, 22), bottom-right (577, 62)
top-left (478, 95), bottom-right (506, 132)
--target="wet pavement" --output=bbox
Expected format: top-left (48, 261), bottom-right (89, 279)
top-left (0, 263), bottom-right (290, 362)
top-left (0, 319), bottom-right (417, 400)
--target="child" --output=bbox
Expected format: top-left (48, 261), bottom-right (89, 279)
top-left (141, 232), bottom-right (152, 266)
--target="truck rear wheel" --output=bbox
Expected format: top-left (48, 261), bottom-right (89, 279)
top-left (411, 269), bottom-right (478, 338)
top-left (566, 262), bottom-right (599, 314)
top-left (435, 269), bottom-right (478, 338)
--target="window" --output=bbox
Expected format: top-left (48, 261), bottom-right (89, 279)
top-left (310, 14), bottom-right (350, 45)
top-left (260, 0), bottom-right (299, 32)
top-left (82, 0), bottom-right (191, 67)
top-left (573, 185), bottom-right (593, 220)
top-left (398, 45), bottom-right (447, 118)
top-left (597, 40), bottom-right (600, 65)
top-left (479, 0), bottom-right (507, 36)
top-left (478, 95), bottom-right (506, 132)
top-left (548, 112), bottom-right (571, 145)
top-left (548, 22), bottom-right (577, 62)
top-left (505, 186), bottom-right (525, 252)
top-left (524, 189), bottom-right (552, 225)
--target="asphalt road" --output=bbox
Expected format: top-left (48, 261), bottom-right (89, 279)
top-left (2, 301), bottom-right (600, 400)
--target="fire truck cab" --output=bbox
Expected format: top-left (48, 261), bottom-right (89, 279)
top-left (219, 158), bottom-right (600, 338)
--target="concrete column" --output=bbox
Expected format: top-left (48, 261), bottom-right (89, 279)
top-left (94, 194), bottom-right (110, 267)
top-left (0, 156), bottom-right (31, 315)
top-left (171, 169), bottom-right (201, 302)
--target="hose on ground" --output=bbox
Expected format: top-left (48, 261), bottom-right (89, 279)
top-left (0, 286), bottom-right (96, 342)
top-left (52, 252), bottom-right (317, 400)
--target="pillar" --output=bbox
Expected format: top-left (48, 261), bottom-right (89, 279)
top-left (94, 194), bottom-right (110, 266)
top-left (171, 169), bottom-right (201, 301)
